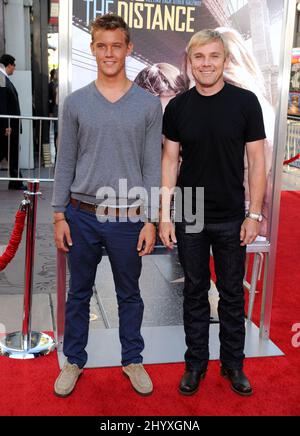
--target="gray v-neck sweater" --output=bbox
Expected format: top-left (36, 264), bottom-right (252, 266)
top-left (52, 82), bottom-right (162, 218)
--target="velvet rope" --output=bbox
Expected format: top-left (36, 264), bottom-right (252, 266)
top-left (283, 153), bottom-right (300, 165)
top-left (0, 210), bottom-right (27, 271)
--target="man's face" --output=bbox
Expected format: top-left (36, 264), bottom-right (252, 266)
top-left (90, 29), bottom-right (132, 78)
top-left (6, 62), bottom-right (16, 76)
top-left (189, 40), bottom-right (228, 90)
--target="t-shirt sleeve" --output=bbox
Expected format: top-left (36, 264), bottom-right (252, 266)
top-left (245, 93), bottom-right (266, 143)
top-left (163, 99), bottom-right (180, 142)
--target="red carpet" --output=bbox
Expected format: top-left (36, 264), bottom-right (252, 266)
top-left (0, 191), bottom-right (299, 416)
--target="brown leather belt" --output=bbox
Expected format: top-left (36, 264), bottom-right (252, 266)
top-left (70, 198), bottom-right (141, 217)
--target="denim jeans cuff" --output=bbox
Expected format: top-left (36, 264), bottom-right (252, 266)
top-left (220, 361), bottom-right (243, 371)
top-left (185, 361), bottom-right (208, 372)
top-left (122, 357), bottom-right (143, 367)
top-left (67, 358), bottom-right (84, 369)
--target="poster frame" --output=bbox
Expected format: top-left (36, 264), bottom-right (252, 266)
top-left (56, 0), bottom-right (296, 345)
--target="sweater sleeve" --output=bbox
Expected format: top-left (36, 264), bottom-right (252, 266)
top-left (52, 96), bottom-right (78, 213)
top-left (142, 100), bottom-right (163, 221)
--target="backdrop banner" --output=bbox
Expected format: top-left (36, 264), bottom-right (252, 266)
top-left (71, 0), bottom-right (286, 238)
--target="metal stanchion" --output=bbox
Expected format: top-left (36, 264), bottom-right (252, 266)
top-left (0, 180), bottom-right (56, 359)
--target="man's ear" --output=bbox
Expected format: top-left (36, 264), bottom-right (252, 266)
top-left (90, 41), bottom-right (95, 57)
top-left (127, 42), bottom-right (133, 57)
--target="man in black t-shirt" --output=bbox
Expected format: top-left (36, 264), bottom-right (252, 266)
top-left (159, 29), bottom-right (266, 397)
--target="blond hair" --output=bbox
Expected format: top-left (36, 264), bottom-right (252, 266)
top-left (187, 29), bottom-right (229, 59)
top-left (90, 13), bottom-right (130, 44)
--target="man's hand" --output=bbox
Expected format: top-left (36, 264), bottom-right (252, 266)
top-left (54, 217), bottom-right (73, 253)
top-left (5, 128), bottom-right (12, 136)
top-left (137, 223), bottom-right (156, 256)
top-left (159, 221), bottom-right (177, 250)
top-left (240, 218), bottom-right (259, 246)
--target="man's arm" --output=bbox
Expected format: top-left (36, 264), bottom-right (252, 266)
top-left (159, 137), bottom-right (180, 249)
top-left (52, 97), bottom-right (78, 213)
top-left (240, 139), bottom-right (266, 246)
top-left (142, 101), bottom-right (163, 221)
top-left (137, 101), bottom-right (163, 256)
top-left (52, 97), bottom-right (78, 252)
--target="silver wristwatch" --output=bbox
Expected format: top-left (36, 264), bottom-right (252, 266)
top-left (245, 211), bottom-right (263, 222)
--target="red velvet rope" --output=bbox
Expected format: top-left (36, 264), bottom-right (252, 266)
top-left (0, 210), bottom-right (27, 271)
top-left (283, 153), bottom-right (300, 165)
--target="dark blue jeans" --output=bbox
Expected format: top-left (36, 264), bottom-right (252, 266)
top-left (63, 202), bottom-right (145, 368)
top-left (175, 219), bottom-right (246, 371)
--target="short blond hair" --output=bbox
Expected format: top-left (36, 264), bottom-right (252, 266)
top-left (90, 13), bottom-right (130, 44)
top-left (187, 29), bottom-right (229, 59)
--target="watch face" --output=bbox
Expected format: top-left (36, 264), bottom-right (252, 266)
top-left (253, 214), bottom-right (263, 222)
top-left (253, 213), bottom-right (263, 222)
top-left (246, 212), bottom-right (263, 222)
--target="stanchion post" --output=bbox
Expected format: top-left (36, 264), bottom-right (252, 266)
top-left (22, 180), bottom-right (39, 350)
top-left (0, 180), bottom-right (56, 359)
top-left (56, 249), bottom-right (67, 351)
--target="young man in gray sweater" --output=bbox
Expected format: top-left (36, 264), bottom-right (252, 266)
top-left (52, 13), bottom-right (162, 397)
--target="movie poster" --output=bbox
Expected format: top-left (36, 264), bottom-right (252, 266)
top-left (71, 0), bottom-right (285, 238)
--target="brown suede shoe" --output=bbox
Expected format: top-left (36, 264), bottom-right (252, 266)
top-left (122, 363), bottom-right (153, 396)
top-left (54, 361), bottom-right (83, 397)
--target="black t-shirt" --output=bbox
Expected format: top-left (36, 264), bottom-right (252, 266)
top-left (163, 83), bottom-right (266, 223)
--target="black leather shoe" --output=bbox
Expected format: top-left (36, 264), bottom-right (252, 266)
top-left (179, 369), bottom-right (206, 396)
top-left (221, 367), bottom-right (253, 396)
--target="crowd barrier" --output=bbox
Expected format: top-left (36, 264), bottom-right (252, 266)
top-left (285, 118), bottom-right (300, 168)
top-left (0, 115), bottom-right (57, 183)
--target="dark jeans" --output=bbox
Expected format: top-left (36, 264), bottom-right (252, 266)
top-left (176, 219), bottom-right (246, 371)
top-left (63, 202), bottom-right (145, 368)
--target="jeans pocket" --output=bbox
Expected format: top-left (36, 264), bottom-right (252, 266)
top-left (65, 203), bottom-right (73, 224)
